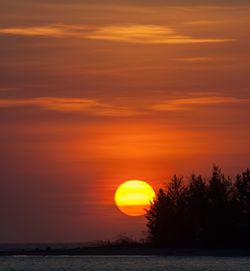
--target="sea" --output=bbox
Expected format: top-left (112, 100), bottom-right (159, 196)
top-left (0, 255), bottom-right (250, 271)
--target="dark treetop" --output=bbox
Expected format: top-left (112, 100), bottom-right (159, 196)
top-left (146, 166), bottom-right (250, 248)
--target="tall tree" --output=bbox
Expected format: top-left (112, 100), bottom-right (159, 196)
top-left (146, 167), bottom-right (250, 248)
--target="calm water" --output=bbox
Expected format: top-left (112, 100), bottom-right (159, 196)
top-left (0, 256), bottom-right (250, 271)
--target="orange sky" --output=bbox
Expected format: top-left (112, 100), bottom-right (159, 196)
top-left (0, 0), bottom-right (250, 243)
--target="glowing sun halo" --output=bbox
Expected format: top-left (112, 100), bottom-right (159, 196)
top-left (115, 180), bottom-right (155, 216)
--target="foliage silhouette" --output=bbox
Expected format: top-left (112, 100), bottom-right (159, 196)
top-left (146, 166), bottom-right (250, 248)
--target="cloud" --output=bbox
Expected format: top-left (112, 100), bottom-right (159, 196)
top-left (1, 96), bottom-right (249, 116)
top-left (0, 24), bottom-right (233, 44)
top-left (86, 25), bottom-right (232, 44)
top-left (175, 57), bottom-right (213, 62)
top-left (149, 96), bottom-right (250, 111)
top-left (0, 25), bottom-right (87, 38)
top-left (0, 97), bottom-right (138, 117)
top-left (183, 20), bottom-right (221, 26)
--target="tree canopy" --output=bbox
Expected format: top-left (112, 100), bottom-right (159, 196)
top-left (146, 166), bottom-right (250, 248)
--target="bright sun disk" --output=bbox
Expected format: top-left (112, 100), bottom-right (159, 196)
top-left (115, 180), bottom-right (155, 216)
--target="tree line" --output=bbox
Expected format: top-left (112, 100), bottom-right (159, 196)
top-left (146, 166), bottom-right (250, 248)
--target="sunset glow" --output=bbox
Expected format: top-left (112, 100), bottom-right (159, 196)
top-left (0, 0), bottom-right (249, 244)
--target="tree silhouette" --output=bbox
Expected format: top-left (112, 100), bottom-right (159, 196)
top-left (234, 169), bottom-right (250, 245)
top-left (146, 166), bottom-right (250, 248)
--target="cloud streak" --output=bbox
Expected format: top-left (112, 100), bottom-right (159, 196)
top-left (1, 96), bottom-right (249, 116)
top-left (0, 97), bottom-right (138, 117)
top-left (0, 25), bottom-right (87, 38)
top-left (0, 24), bottom-right (233, 44)
top-left (86, 25), bottom-right (232, 44)
top-left (150, 96), bottom-right (250, 111)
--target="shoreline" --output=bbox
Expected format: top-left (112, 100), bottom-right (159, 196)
top-left (1, 247), bottom-right (250, 257)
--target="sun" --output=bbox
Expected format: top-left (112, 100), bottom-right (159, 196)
top-left (115, 180), bottom-right (155, 216)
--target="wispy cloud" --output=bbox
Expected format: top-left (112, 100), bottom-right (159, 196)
top-left (150, 96), bottom-right (250, 111)
top-left (183, 20), bottom-right (221, 25)
top-left (0, 97), bottom-right (138, 117)
top-left (0, 25), bottom-right (88, 38)
top-left (1, 96), bottom-right (248, 116)
top-left (175, 57), bottom-right (213, 62)
top-left (0, 24), bottom-right (233, 44)
top-left (86, 25), bottom-right (232, 44)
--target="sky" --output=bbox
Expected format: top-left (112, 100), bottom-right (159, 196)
top-left (0, 0), bottom-right (250, 243)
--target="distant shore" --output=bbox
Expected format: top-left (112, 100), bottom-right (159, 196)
top-left (1, 246), bottom-right (250, 257)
